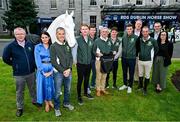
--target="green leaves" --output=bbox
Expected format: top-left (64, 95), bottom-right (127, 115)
top-left (2, 0), bottom-right (38, 31)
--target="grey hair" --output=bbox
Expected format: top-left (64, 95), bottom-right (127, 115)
top-left (56, 27), bottom-right (65, 33)
top-left (14, 27), bottom-right (26, 35)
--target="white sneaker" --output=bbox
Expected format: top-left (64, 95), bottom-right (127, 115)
top-left (63, 104), bottom-right (74, 111)
top-left (87, 88), bottom-right (91, 94)
top-left (119, 85), bottom-right (128, 90)
top-left (60, 91), bottom-right (62, 95)
top-left (127, 87), bottom-right (132, 93)
top-left (55, 109), bottom-right (61, 117)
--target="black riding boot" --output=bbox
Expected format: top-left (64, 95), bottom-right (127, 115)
top-left (143, 78), bottom-right (149, 96)
top-left (137, 77), bottom-right (143, 90)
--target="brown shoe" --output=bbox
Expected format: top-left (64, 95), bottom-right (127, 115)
top-left (101, 90), bottom-right (109, 95)
top-left (96, 90), bottom-right (101, 97)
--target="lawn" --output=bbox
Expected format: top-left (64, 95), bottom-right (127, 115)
top-left (0, 59), bottom-right (180, 121)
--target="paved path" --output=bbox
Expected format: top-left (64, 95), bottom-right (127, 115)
top-left (0, 39), bottom-right (180, 58)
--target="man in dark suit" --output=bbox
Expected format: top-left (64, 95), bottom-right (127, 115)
top-left (150, 22), bottom-right (162, 40)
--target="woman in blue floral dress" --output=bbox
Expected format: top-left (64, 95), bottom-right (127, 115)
top-left (34, 31), bottom-right (55, 112)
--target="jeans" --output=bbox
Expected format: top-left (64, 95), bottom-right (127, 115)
top-left (121, 57), bottom-right (136, 87)
top-left (54, 72), bottom-right (72, 110)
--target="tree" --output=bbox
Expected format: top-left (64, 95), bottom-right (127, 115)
top-left (2, 0), bottom-right (38, 34)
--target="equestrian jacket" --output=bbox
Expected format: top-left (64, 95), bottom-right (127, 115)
top-left (50, 41), bottom-right (73, 73)
top-left (138, 37), bottom-right (159, 61)
top-left (122, 34), bottom-right (138, 59)
top-left (76, 35), bottom-right (94, 64)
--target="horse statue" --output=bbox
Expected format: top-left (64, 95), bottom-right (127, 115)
top-left (47, 10), bottom-right (76, 47)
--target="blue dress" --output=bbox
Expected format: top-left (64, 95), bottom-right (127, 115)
top-left (34, 43), bottom-right (55, 104)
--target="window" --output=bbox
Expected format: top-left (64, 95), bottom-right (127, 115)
top-left (2, 24), bottom-right (7, 32)
top-left (90, 16), bottom-right (96, 27)
top-left (50, 0), bottom-right (57, 9)
top-left (90, 0), bottom-right (97, 5)
top-left (0, 0), bottom-right (4, 8)
top-left (160, 0), bottom-right (166, 5)
top-left (136, 0), bottom-right (143, 5)
top-left (128, 0), bottom-right (130, 2)
top-left (113, 0), bottom-right (119, 5)
top-left (69, 0), bottom-right (75, 8)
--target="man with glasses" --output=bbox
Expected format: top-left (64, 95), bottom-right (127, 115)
top-left (150, 22), bottom-right (162, 40)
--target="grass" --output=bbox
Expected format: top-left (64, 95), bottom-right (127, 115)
top-left (0, 59), bottom-right (180, 121)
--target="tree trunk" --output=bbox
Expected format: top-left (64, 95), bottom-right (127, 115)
top-left (26, 25), bottom-right (30, 34)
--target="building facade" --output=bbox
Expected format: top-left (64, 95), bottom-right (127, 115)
top-left (0, 0), bottom-right (8, 35)
top-left (0, 0), bottom-right (180, 35)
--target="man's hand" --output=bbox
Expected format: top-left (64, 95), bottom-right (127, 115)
top-left (63, 69), bottom-right (71, 77)
top-left (96, 53), bottom-right (103, 57)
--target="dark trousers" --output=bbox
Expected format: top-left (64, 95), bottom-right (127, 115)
top-left (106, 60), bottom-right (118, 86)
top-left (121, 57), bottom-right (136, 87)
top-left (170, 35), bottom-right (175, 43)
top-left (77, 63), bottom-right (91, 98)
top-left (90, 59), bottom-right (96, 87)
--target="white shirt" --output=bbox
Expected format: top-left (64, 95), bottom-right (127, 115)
top-left (134, 29), bottom-right (141, 37)
top-left (17, 40), bottom-right (25, 48)
top-left (100, 36), bottom-right (108, 42)
top-left (154, 32), bottom-right (160, 40)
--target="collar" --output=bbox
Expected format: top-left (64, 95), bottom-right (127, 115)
top-left (16, 40), bottom-right (25, 47)
top-left (100, 36), bottom-right (108, 42)
top-left (56, 40), bottom-right (66, 45)
top-left (143, 36), bottom-right (150, 42)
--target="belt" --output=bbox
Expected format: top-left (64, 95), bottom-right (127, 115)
top-left (42, 61), bottom-right (51, 64)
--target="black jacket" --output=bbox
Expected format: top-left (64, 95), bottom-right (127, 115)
top-left (163, 42), bottom-right (174, 67)
top-left (2, 39), bottom-right (36, 76)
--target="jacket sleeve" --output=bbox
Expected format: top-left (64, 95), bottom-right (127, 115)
top-left (69, 47), bottom-right (73, 69)
top-left (2, 44), bottom-right (12, 66)
top-left (50, 45), bottom-right (65, 73)
top-left (34, 45), bottom-right (45, 74)
top-left (153, 39), bottom-right (159, 56)
top-left (114, 43), bottom-right (122, 60)
top-left (168, 42), bottom-right (174, 58)
top-left (93, 40), bottom-right (97, 56)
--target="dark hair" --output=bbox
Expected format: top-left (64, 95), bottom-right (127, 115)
top-left (40, 31), bottom-right (52, 45)
top-left (111, 27), bottom-right (118, 32)
top-left (157, 31), bottom-right (169, 46)
top-left (126, 23), bottom-right (133, 28)
top-left (89, 24), bottom-right (96, 29)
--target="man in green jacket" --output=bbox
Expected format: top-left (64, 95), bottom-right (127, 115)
top-left (119, 24), bottom-right (138, 93)
top-left (50, 27), bottom-right (74, 117)
top-left (76, 24), bottom-right (94, 106)
top-left (93, 26), bottom-right (112, 96)
top-left (105, 27), bottom-right (121, 89)
top-left (137, 26), bottom-right (159, 95)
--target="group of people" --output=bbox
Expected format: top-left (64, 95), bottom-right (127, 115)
top-left (2, 20), bottom-right (173, 117)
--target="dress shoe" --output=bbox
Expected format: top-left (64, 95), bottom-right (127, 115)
top-left (96, 90), bottom-right (101, 97)
top-left (101, 90), bottom-right (109, 95)
top-left (16, 109), bottom-right (23, 117)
